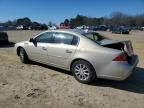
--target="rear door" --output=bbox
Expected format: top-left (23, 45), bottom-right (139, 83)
top-left (47, 32), bottom-right (79, 68)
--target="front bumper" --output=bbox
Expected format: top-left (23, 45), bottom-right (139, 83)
top-left (97, 54), bottom-right (139, 80)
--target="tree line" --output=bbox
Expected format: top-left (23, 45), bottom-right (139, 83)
top-left (62, 12), bottom-right (144, 28)
top-left (0, 17), bottom-right (47, 28)
top-left (0, 12), bottom-right (144, 28)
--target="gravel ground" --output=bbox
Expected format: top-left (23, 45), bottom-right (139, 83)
top-left (0, 30), bottom-right (144, 108)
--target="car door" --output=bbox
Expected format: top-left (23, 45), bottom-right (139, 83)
top-left (27, 32), bottom-right (53, 64)
top-left (47, 32), bottom-right (79, 68)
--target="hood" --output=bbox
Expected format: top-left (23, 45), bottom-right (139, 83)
top-left (16, 41), bottom-right (29, 44)
top-left (15, 41), bottom-right (29, 47)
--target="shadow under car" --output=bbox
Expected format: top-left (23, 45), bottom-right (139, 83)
top-left (29, 61), bottom-right (144, 94)
top-left (0, 41), bottom-right (15, 48)
top-left (92, 67), bottom-right (144, 94)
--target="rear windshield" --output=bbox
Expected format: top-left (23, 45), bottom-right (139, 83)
top-left (82, 32), bottom-right (108, 44)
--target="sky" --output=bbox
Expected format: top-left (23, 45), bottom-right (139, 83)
top-left (0, 0), bottom-right (144, 24)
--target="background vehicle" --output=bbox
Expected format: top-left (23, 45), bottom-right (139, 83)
top-left (112, 27), bottom-right (130, 34)
top-left (89, 25), bottom-right (108, 31)
top-left (76, 25), bottom-right (89, 30)
top-left (15, 29), bottom-right (138, 84)
top-left (0, 31), bottom-right (8, 44)
top-left (16, 25), bottom-right (24, 30)
top-left (58, 23), bottom-right (71, 29)
top-left (31, 23), bottom-right (48, 30)
top-left (141, 27), bottom-right (144, 31)
top-left (48, 26), bottom-right (57, 30)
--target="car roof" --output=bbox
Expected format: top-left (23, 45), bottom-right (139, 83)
top-left (48, 29), bottom-right (89, 35)
top-left (35, 29), bottom-right (99, 39)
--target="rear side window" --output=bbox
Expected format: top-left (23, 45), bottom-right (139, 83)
top-left (36, 32), bottom-right (53, 43)
top-left (83, 32), bottom-right (108, 44)
top-left (53, 33), bottom-right (78, 45)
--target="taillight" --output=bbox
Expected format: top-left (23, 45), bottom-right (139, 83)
top-left (113, 54), bottom-right (127, 61)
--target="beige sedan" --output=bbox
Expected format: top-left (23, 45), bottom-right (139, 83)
top-left (15, 29), bottom-right (138, 84)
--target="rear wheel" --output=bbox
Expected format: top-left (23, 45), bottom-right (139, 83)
top-left (72, 60), bottom-right (96, 84)
top-left (19, 48), bottom-right (29, 63)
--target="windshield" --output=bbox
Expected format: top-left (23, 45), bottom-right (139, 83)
top-left (82, 32), bottom-right (108, 44)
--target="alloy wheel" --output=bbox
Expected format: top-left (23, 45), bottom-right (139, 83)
top-left (74, 64), bottom-right (90, 81)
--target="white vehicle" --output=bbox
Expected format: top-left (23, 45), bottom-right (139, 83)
top-left (76, 25), bottom-right (89, 30)
top-left (16, 25), bottom-right (23, 30)
top-left (48, 26), bottom-right (57, 30)
top-left (141, 27), bottom-right (144, 31)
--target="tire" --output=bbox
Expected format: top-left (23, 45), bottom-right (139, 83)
top-left (72, 60), bottom-right (96, 84)
top-left (19, 48), bottom-right (29, 64)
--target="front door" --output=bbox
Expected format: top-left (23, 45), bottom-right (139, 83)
top-left (27, 32), bottom-right (53, 64)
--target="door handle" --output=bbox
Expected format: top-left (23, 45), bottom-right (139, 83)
top-left (42, 47), bottom-right (47, 50)
top-left (65, 49), bottom-right (72, 53)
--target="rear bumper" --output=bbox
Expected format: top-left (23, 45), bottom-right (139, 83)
top-left (97, 54), bottom-right (139, 80)
top-left (120, 54), bottom-right (138, 80)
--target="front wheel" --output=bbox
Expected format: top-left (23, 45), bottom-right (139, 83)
top-left (19, 48), bottom-right (29, 64)
top-left (72, 60), bottom-right (96, 84)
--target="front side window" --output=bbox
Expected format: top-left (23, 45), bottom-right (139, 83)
top-left (53, 33), bottom-right (78, 45)
top-left (35, 32), bottom-right (53, 43)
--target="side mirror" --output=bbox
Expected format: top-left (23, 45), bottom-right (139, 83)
top-left (29, 38), bottom-right (36, 43)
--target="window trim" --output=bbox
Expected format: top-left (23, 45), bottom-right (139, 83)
top-left (82, 32), bottom-right (108, 44)
top-left (34, 31), bottom-right (80, 46)
top-left (35, 32), bottom-right (53, 43)
top-left (51, 32), bottom-right (79, 46)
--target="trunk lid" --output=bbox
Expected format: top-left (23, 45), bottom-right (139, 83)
top-left (100, 39), bottom-right (134, 56)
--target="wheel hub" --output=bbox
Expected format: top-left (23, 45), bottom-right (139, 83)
top-left (74, 64), bottom-right (89, 81)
